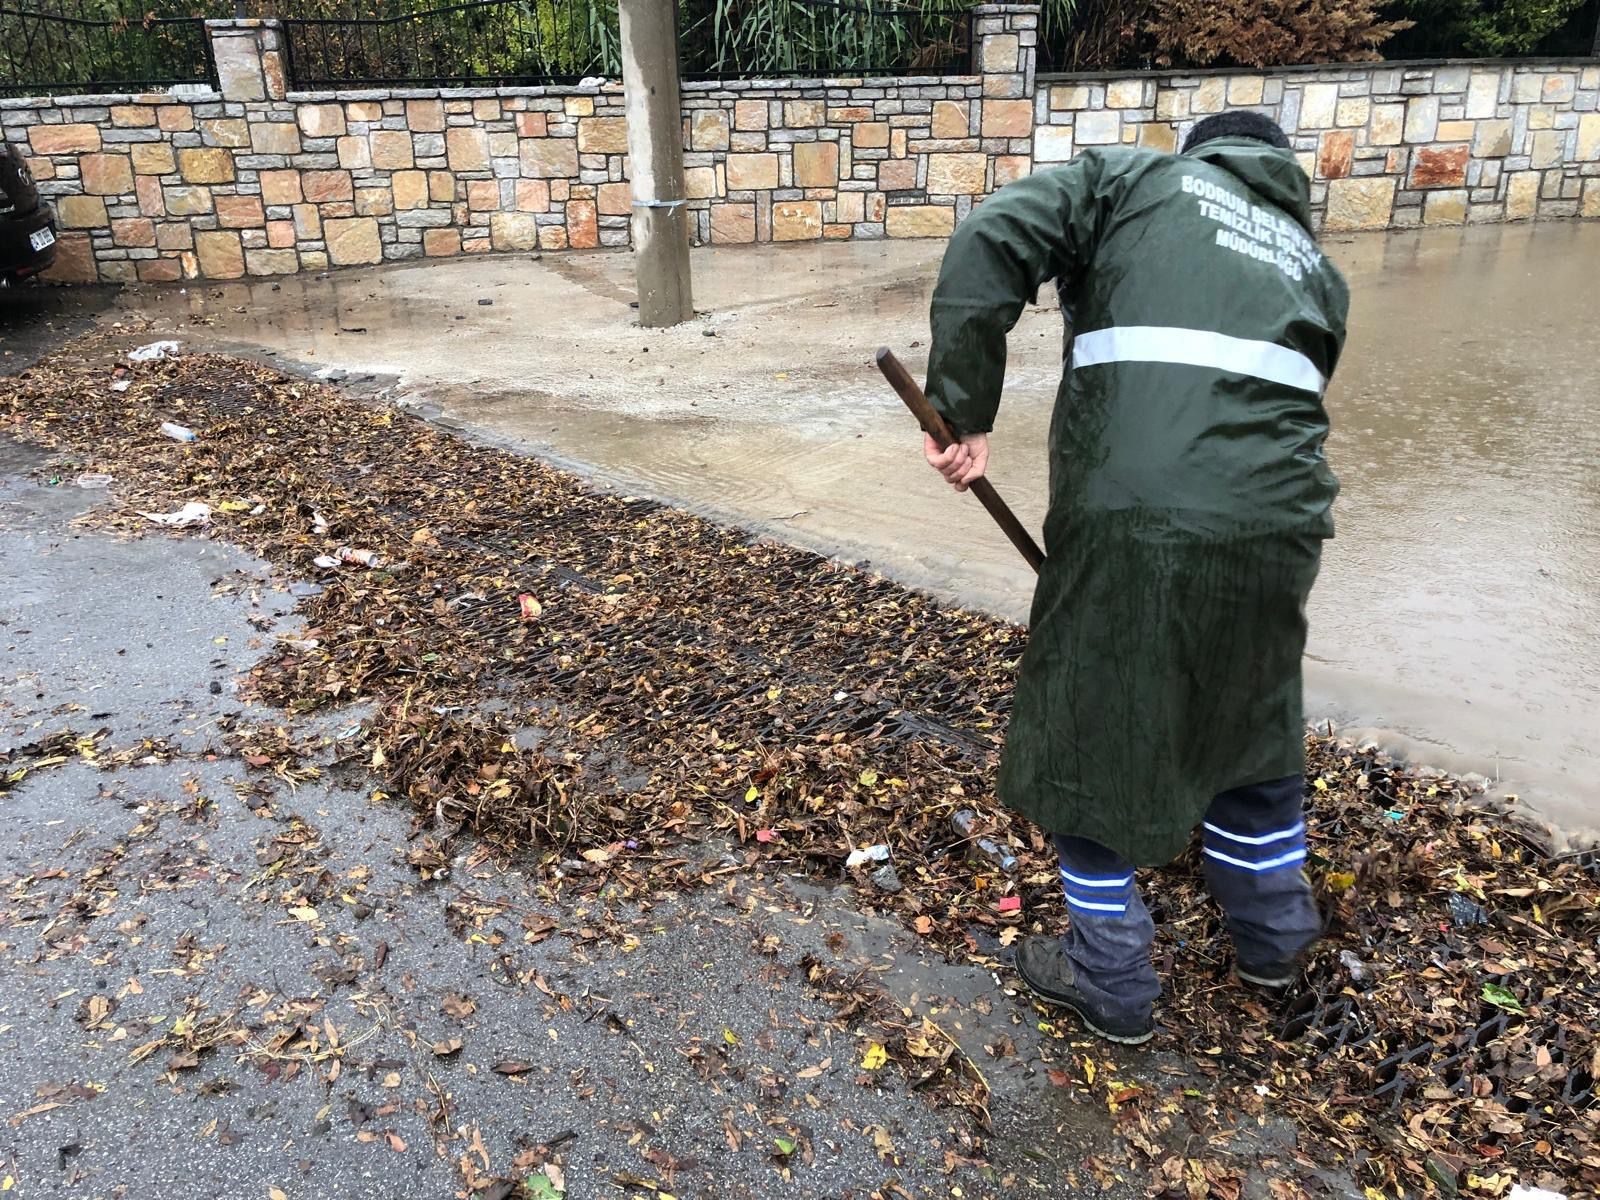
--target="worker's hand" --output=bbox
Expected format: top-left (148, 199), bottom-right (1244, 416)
top-left (924, 432), bottom-right (989, 493)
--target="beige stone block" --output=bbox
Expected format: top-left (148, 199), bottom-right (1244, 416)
top-left (1155, 89), bottom-right (1189, 120)
top-left (515, 179), bottom-right (550, 212)
top-left (1466, 73), bottom-right (1500, 119)
top-left (80, 153), bottom-right (133, 196)
top-left (1528, 105), bottom-right (1554, 131)
top-left (251, 122), bottom-right (300, 155)
top-left (485, 131), bottom-right (515, 160)
top-left (97, 261), bottom-right (137, 284)
top-left (994, 155), bottom-right (1030, 186)
top-left (429, 171), bottom-right (454, 202)
top-left (321, 217), bottom-right (380, 265)
top-left (392, 170), bottom-right (429, 210)
top-left (891, 128), bottom-right (907, 158)
top-left (537, 224), bottom-right (568, 251)
top-left (155, 222), bottom-right (192, 250)
top-left (423, 228), bottom-right (461, 258)
top-left (469, 97), bottom-right (500, 121)
top-left (31, 123), bottom-right (100, 154)
top-left (685, 166), bottom-right (716, 199)
top-left (835, 190), bottom-right (864, 223)
top-left (130, 142), bottom-right (176, 176)
top-left (1336, 98), bottom-right (1370, 128)
top-left (337, 136), bottom-right (371, 170)
top-left (515, 112), bottom-right (547, 138)
top-left (726, 153), bottom-right (779, 191)
top-left (137, 257), bottom-right (183, 283)
top-left (215, 194), bottom-right (265, 228)
top-left (866, 192), bottom-right (885, 222)
top-left (1324, 176), bottom-right (1396, 231)
top-left (245, 248), bottom-right (299, 276)
top-left (597, 181), bottom-right (631, 215)
top-left (772, 200), bottom-right (822, 241)
top-left (1530, 129), bottom-right (1563, 168)
top-left (300, 250), bottom-right (328, 271)
top-left (981, 99), bottom-right (1032, 138)
top-left (577, 117), bottom-right (629, 154)
top-left (302, 104), bottom-right (350, 138)
top-left (406, 99), bottom-right (445, 132)
top-left (178, 148), bottom-right (234, 184)
top-left (1404, 95), bottom-right (1439, 143)
top-left (1578, 113), bottom-right (1600, 161)
top-left (1506, 170), bottom-right (1540, 219)
top-left (1075, 110), bottom-right (1119, 145)
top-left (979, 33), bottom-right (1018, 72)
top-left (201, 117), bottom-right (250, 148)
top-left (563, 96), bottom-right (594, 117)
top-left (163, 185), bottom-right (211, 216)
top-left (931, 100), bottom-right (969, 139)
top-left (1227, 76), bottom-right (1265, 106)
top-left (258, 170), bottom-right (301, 207)
top-left (346, 100), bottom-right (383, 123)
top-left (793, 141), bottom-right (840, 187)
top-left (1138, 122), bottom-right (1177, 153)
top-left (1105, 79), bottom-right (1144, 109)
top-left (492, 212), bottom-right (541, 251)
top-left (1192, 78), bottom-right (1226, 115)
top-left (447, 127), bottom-right (490, 172)
top-left (57, 195), bottom-right (108, 229)
top-left (110, 217), bottom-right (155, 247)
top-left (195, 230), bottom-right (245, 278)
top-left (926, 152), bottom-right (986, 195)
top-left (1474, 119), bottom-right (1513, 158)
top-left (1034, 125), bottom-right (1073, 162)
top-left (266, 219), bottom-right (295, 248)
top-left (1510, 73), bottom-right (1542, 104)
top-left (1436, 119), bottom-right (1475, 141)
top-left (710, 201), bottom-right (756, 243)
top-left (1423, 190), bottom-right (1468, 225)
top-left (878, 158), bottom-right (917, 190)
top-left (109, 104), bottom-right (155, 128)
top-left (40, 232), bottom-right (95, 284)
top-left (369, 130), bottom-right (414, 170)
top-left (734, 100), bottom-right (767, 130)
top-left (1050, 85), bottom-right (1090, 111)
top-left (157, 106), bottom-right (193, 133)
top-left (302, 170), bottom-right (353, 203)
top-left (885, 204), bottom-right (954, 239)
top-left (1370, 104), bottom-right (1404, 147)
top-left (785, 100), bottom-right (824, 128)
top-left (465, 179), bottom-right (498, 211)
top-left (1581, 178), bottom-right (1600, 217)
top-left (854, 122), bottom-right (890, 149)
top-left (1543, 73), bottom-right (1576, 103)
top-left (520, 137), bottom-right (578, 178)
top-left (691, 109), bottom-right (729, 151)
top-left (1299, 84), bottom-right (1339, 130)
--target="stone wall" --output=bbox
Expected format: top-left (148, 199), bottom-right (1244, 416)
top-left (2, 6), bottom-right (1037, 284)
top-left (4, 9), bottom-right (1597, 285)
top-left (1036, 61), bottom-right (1600, 229)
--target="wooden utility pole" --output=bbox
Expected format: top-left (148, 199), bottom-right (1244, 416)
top-left (618, 0), bottom-right (694, 327)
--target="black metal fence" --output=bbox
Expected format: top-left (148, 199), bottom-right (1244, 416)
top-left (280, 0), bottom-right (970, 89)
top-left (0, 0), bottom-right (218, 98)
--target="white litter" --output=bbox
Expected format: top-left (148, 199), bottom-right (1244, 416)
top-left (1509, 1188), bottom-right (1566, 1200)
top-left (845, 844), bottom-right (891, 869)
top-left (73, 473), bottom-right (113, 489)
top-left (138, 501), bottom-right (211, 528)
top-left (128, 340), bottom-right (180, 362)
top-left (312, 554), bottom-right (340, 569)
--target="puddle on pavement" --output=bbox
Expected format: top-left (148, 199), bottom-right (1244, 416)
top-left (122, 224), bottom-right (1600, 840)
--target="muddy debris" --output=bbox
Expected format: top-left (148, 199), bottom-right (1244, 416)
top-left (0, 332), bottom-right (1594, 1197)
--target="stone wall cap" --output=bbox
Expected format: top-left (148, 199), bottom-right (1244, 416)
top-left (205, 18), bottom-right (281, 30)
top-left (1038, 55), bottom-right (1599, 84)
top-left (681, 73), bottom-right (969, 94)
top-left (2, 89), bottom-right (221, 107)
top-left (969, 3), bottom-right (1044, 13)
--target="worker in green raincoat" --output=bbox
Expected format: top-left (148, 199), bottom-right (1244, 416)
top-left (922, 112), bottom-right (1348, 1045)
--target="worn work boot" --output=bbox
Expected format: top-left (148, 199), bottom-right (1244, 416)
top-left (1014, 936), bottom-right (1154, 1046)
top-left (1235, 958), bottom-right (1300, 989)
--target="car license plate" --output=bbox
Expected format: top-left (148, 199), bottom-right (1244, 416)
top-left (30, 227), bottom-right (55, 252)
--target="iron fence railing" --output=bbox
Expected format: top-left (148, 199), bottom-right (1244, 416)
top-left (279, 0), bottom-right (971, 90)
top-left (0, 0), bottom-right (218, 98)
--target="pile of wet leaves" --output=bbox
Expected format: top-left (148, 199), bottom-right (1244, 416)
top-left (2, 335), bottom-right (1594, 1197)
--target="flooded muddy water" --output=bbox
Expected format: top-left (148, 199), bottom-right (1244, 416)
top-left (123, 222), bottom-right (1600, 840)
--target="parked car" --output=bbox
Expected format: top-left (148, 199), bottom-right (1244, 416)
top-left (0, 143), bottom-right (57, 285)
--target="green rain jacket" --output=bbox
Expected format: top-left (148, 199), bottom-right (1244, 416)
top-left (924, 138), bottom-right (1349, 865)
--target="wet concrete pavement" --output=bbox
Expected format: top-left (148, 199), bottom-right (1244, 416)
top-left (35, 223), bottom-right (1600, 841)
top-left (3, 436), bottom-right (1187, 1198)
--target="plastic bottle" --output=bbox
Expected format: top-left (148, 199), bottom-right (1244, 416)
top-left (160, 421), bottom-right (196, 442)
top-left (336, 546), bottom-right (384, 568)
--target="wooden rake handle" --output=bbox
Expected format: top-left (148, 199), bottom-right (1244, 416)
top-left (874, 347), bottom-right (1044, 574)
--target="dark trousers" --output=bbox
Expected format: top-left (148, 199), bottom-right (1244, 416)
top-left (1051, 774), bottom-right (1321, 1021)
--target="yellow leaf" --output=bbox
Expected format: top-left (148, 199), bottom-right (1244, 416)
top-left (861, 1042), bottom-right (887, 1070)
top-left (1325, 871), bottom-right (1356, 894)
top-left (1082, 1056), bottom-right (1096, 1084)
top-left (1365, 1189), bottom-right (1387, 1200)
top-left (744, 785), bottom-right (759, 803)
top-left (288, 906), bottom-right (319, 922)
top-left (723, 1028), bottom-right (739, 1046)
top-left (766, 686), bottom-right (781, 701)
top-left (217, 500), bottom-right (251, 513)
top-left (1313, 777), bottom-right (1329, 792)
top-left (858, 769), bottom-right (879, 787)
top-left (269, 1189), bottom-right (289, 1200)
